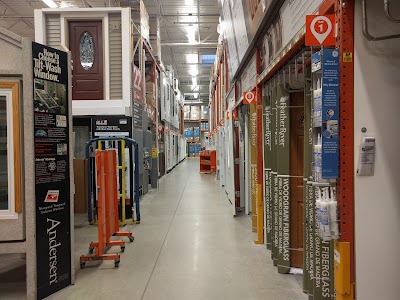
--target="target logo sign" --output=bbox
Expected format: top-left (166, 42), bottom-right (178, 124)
top-left (243, 91), bottom-right (256, 104)
top-left (306, 15), bottom-right (335, 46)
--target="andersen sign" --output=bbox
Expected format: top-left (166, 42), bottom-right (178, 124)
top-left (32, 42), bottom-right (71, 299)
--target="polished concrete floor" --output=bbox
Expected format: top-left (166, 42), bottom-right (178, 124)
top-left (0, 158), bottom-right (306, 300)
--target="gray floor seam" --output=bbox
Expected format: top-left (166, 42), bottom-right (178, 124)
top-left (140, 169), bottom-right (191, 300)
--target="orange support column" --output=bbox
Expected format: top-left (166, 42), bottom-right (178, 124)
top-left (333, 0), bottom-right (355, 299)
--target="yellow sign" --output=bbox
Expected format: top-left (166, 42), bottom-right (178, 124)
top-left (343, 52), bottom-right (353, 62)
top-left (152, 147), bottom-right (157, 158)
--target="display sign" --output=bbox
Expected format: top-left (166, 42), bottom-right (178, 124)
top-left (321, 49), bottom-right (340, 178)
top-left (250, 104), bottom-right (258, 231)
top-left (32, 42), bottom-right (71, 299)
top-left (306, 15), bottom-right (335, 46)
top-left (243, 91), bottom-right (256, 104)
top-left (132, 64), bottom-right (143, 128)
top-left (92, 116), bottom-right (132, 137)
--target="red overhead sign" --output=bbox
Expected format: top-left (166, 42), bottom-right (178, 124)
top-left (306, 15), bottom-right (335, 46)
top-left (243, 91), bottom-right (256, 105)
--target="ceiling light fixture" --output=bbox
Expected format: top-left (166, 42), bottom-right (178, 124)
top-left (189, 65), bottom-right (199, 76)
top-left (186, 25), bottom-right (197, 44)
top-left (192, 77), bottom-right (198, 87)
top-left (185, 0), bottom-right (194, 5)
top-left (41, 0), bottom-right (58, 8)
top-left (186, 53), bottom-right (198, 64)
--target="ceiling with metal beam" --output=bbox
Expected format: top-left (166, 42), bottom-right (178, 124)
top-left (0, 0), bottom-right (220, 103)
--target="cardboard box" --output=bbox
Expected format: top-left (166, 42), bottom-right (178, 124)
top-left (190, 106), bottom-right (200, 120)
top-left (130, 0), bottom-right (149, 41)
top-left (73, 159), bottom-right (88, 213)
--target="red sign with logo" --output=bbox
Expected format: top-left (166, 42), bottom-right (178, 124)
top-left (243, 91), bottom-right (256, 104)
top-left (132, 64), bottom-right (143, 104)
top-left (306, 15), bottom-right (335, 46)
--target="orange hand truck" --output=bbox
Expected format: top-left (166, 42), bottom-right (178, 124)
top-left (80, 149), bottom-right (134, 268)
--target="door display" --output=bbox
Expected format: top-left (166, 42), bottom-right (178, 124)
top-left (69, 21), bottom-right (103, 100)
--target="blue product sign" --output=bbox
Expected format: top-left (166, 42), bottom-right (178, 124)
top-left (321, 49), bottom-right (340, 178)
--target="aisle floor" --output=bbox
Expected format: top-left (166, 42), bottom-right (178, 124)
top-left (2, 158), bottom-right (307, 300)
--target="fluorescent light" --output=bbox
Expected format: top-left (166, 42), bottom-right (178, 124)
top-left (185, 101), bottom-right (203, 104)
top-left (41, 0), bottom-right (58, 8)
top-left (186, 25), bottom-right (197, 44)
top-left (186, 53), bottom-right (198, 64)
top-left (189, 65), bottom-right (198, 76)
top-left (192, 77), bottom-right (197, 87)
top-left (185, 0), bottom-right (194, 5)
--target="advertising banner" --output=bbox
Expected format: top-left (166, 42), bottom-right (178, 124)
top-left (271, 86), bottom-right (278, 265)
top-left (263, 90), bottom-right (273, 250)
top-left (321, 49), bottom-right (339, 179)
top-left (250, 103), bottom-right (258, 231)
top-left (92, 116), bottom-right (132, 137)
top-left (33, 42), bottom-right (71, 299)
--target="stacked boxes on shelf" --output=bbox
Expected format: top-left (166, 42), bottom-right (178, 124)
top-left (201, 105), bottom-right (208, 120)
top-left (149, 15), bottom-right (161, 59)
top-left (130, 0), bottom-right (149, 42)
top-left (193, 127), bottom-right (200, 142)
top-left (200, 122), bottom-right (209, 131)
top-left (184, 105), bottom-right (190, 120)
top-left (190, 106), bottom-right (200, 120)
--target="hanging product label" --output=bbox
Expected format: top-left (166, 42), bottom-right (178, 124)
top-left (321, 49), bottom-right (340, 178)
top-left (243, 91), bottom-right (256, 104)
top-left (32, 42), bottom-right (71, 299)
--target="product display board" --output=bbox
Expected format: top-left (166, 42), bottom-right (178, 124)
top-left (92, 116), bottom-right (131, 137)
top-left (263, 88), bottom-right (272, 250)
top-left (276, 84), bottom-right (290, 274)
top-left (271, 86), bottom-right (278, 266)
top-left (303, 66), bottom-right (313, 293)
top-left (32, 42), bottom-right (71, 299)
top-left (312, 49), bottom-right (340, 179)
top-left (250, 103), bottom-right (258, 232)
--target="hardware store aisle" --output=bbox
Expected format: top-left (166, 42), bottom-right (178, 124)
top-left (49, 158), bottom-right (306, 300)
